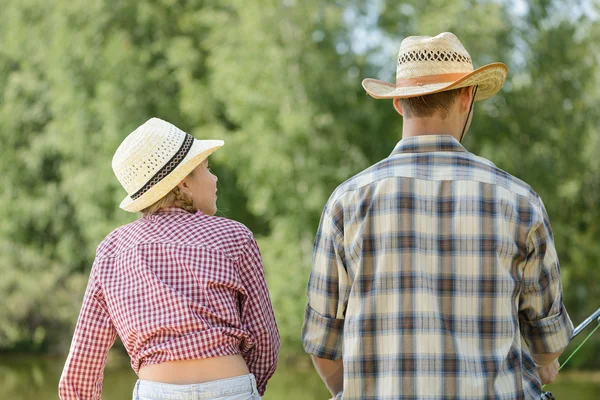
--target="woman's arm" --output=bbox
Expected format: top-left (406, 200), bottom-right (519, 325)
top-left (237, 235), bottom-right (280, 396)
top-left (59, 266), bottom-right (117, 400)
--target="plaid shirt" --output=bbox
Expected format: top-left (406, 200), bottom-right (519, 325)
top-left (303, 135), bottom-right (573, 399)
top-left (59, 208), bottom-right (279, 399)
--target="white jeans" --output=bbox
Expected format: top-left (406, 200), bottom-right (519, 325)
top-left (133, 374), bottom-right (261, 400)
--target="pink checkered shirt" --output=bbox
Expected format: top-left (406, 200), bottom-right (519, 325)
top-left (59, 208), bottom-right (280, 399)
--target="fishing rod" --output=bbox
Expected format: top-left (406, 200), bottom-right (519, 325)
top-left (541, 306), bottom-right (600, 400)
top-left (572, 307), bottom-right (600, 338)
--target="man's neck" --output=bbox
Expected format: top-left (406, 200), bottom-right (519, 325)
top-left (401, 116), bottom-right (462, 141)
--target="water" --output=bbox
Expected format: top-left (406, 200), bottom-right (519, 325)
top-left (0, 352), bottom-right (597, 399)
top-left (0, 351), bottom-right (330, 400)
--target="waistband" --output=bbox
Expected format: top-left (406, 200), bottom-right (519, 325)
top-left (134, 373), bottom-right (258, 399)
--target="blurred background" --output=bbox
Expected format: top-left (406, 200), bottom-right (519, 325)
top-left (0, 0), bottom-right (599, 399)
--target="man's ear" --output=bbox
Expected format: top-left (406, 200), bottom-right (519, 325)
top-left (459, 86), bottom-right (474, 113)
top-left (393, 98), bottom-right (404, 115)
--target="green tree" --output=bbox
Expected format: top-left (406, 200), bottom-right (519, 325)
top-left (0, 0), bottom-right (598, 368)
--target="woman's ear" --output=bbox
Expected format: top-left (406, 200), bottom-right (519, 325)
top-left (177, 177), bottom-right (190, 193)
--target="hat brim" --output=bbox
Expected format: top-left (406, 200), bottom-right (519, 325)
top-left (362, 63), bottom-right (508, 101)
top-left (119, 139), bottom-right (224, 213)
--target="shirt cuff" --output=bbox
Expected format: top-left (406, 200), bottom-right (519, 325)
top-left (302, 304), bottom-right (344, 360)
top-left (521, 306), bottom-right (574, 354)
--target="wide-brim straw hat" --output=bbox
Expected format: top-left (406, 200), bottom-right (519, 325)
top-left (362, 32), bottom-right (508, 101)
top-left (112, 118), bottom-right (223, 213)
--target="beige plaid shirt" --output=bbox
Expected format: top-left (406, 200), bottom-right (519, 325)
top-left (303, 135), bottom-right (572, 399)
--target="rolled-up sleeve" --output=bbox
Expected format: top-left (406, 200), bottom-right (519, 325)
top-left (302, 203), bottom-right (349, 360)
top-left (519, 205), bottom-right (573, 354)
top-left (237, 235), bottom-right (280, 396)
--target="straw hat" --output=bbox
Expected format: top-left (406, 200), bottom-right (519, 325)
top-left (362, 32), bottom-right (508, 101)
top-left (112, 118), bottom-right (223, 212)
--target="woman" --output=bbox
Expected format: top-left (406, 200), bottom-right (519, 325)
top-left (59, 118), bottom-right (280, 400)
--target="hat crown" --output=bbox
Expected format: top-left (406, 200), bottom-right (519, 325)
top-left (396, 32), bottom-right (474, 79)
top-left (112, 118), bottom-right (189, 195)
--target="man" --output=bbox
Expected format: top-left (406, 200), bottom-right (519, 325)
top-left (302, 32), bottom-right (573, 399)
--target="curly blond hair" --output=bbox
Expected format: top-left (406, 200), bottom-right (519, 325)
top-left (140, 185), bottom-right (197, 216)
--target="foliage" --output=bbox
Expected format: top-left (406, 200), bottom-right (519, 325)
top-left (0, 0), bottom-right (598, 367)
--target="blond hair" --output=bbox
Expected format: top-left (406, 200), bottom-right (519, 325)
top-left (140, 185), bottom-right (196, 216)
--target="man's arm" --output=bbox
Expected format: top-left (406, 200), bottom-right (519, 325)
top-left (536, 359), bottom-right (560, 385)
top-left (519, 204), bottom-right (573, 385)
top-left (532, 349), bottom-right (564, 386)
top-left (311, 355), bottom-right (344, 398)
top-left (302, 203), bottom-right (349, 396)
top-left (532, 350), bottom-right (563, 366)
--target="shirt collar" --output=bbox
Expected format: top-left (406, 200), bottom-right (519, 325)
top-left (390, 135), bottom-right (469, 156)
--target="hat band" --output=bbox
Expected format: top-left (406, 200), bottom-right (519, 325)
top-left (396, 72), bottom-right (469, 87)
top-left (130, 133), bottom-right (194, 200)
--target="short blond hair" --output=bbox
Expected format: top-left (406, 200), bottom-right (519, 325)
top-left (140, 185), bottom-right (196, 216)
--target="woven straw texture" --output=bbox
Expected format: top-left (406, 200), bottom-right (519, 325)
top-left (362, 32), bottom-right (507, 101)
top-left (112, 118), bottom-right (223, 212)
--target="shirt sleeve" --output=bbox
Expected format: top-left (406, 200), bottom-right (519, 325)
top-left (59, 262), bottom-right (117, 400)
top-left (302, 203), bottom-right (349, 360)
top-left (237, 235), bottom-right (280, 396)
top-left (519, 204), bottom-right (573, 355)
